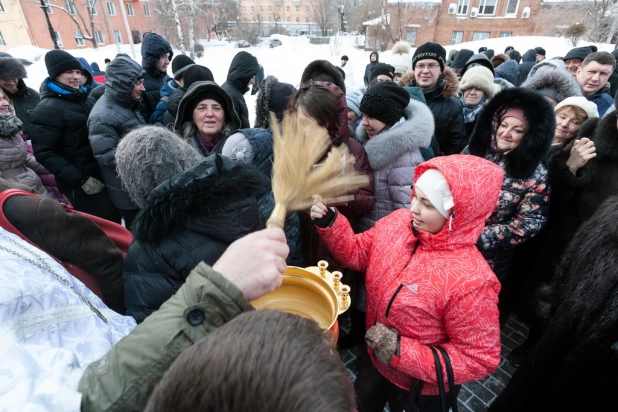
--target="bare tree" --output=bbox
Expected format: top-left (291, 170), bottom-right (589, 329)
top-left (309, 0), bottom-right (335, 36)
top-left (384, 0), bottom-right (437, 44)
top-left (35, 0), bottom-right (99, 48)
top-left (565, 22), bottom-right (588, 46)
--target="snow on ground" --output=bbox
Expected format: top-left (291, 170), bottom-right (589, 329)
top-left (8, 35), bottom-right (615, 126)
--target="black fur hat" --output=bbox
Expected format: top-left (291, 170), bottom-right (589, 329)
top-left (301, 60), bottom-right (346, 93)
top-left (468, 88), bottom-right (555, 179)
top-left (0, 57), bottom-right (27, 80)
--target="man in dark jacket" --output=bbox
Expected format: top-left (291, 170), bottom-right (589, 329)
top-left (151, 54), bottom-right (195, 124)
top-left (363, 51), bottom-right (379, 87)
top-left (222, 51), bottom-right (259, 129)
top-left (30, 50), bottom-right (119, 222)
top-left (140, 32), bottom-right (173, 123)
top-left (576, 51), bottom-right (615, 116)
top-left (88, 54), bottom-right (146, 229)
top-left (161, 64), bottom-right (214, 128)
top-left (609, 49), bottom-right (618, 99)
top-left (518, 49), bottom-right (537, 85)
top-left (0, 56), bottom-right (40, 138)
top-left (402, 42), bottom-right (466, 155)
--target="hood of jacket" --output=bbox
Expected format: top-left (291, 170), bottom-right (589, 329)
top-left (522, 49), bottom-right (537, 63)
top-left (254, 75), bottom-right (295, 129)
top-left (226, 51), bottom-right (259, 94)
top-left (300, 60), bottom-right (346, 93)
top-left (521, 65), bottom-right (582, 103)
top-left (160, 79), bottom-right (180, 99)
top-left (495, 59), bottom-right (520, 86)
top-left (462, 53), bottom-right (495, 76)
top-left (76, 57), bottom-right (95, 84)
top-left (494, 77), bottom-right (515, 89)
top-left (413, 155), bottom-right (504, 250)
top-left (356, 99), bottom-right (434, 169)
top-left (238, 128), bottom-right (275, 178)
top-left (141, 33), bottom-right (173, 71)
top-left (451, 49), bottom-right (474, 70)
top-left (399, 67), bottom-right (459, 99)
top-left (91, 62), bottom-right (105, 76)
top-left (370, 51), bottom-right (379, 62)
top-left (174, 81), bottom-right (240, 134)
top-left (526, 59), bottom-right (566, 79)
top-left (39, 78), bottom-right (87, 102)
top-left (468, 87), bottom-right (555, 179)
top-left (104, 54), bottom-right (145, 108)
top-left (132, 154), bottom-right (266, 244)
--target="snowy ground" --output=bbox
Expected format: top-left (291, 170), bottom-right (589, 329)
top-left (7, 35), bottom-right (615, 127)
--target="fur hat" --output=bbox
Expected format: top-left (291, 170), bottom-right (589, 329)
top-left (0, 57), bottom-right (27, 80)
top-left (115, 125), bottom-right (204, 208)
top-left (459, 66), bottom-right (500, 99)
top-left (554, 96), bottom-right (599, 119)
top-left (360, 81), bottom-right (410, 126)
top-left (301, 60), bottom-right (346, 93)
top-left (389, 41), bottom-right (412, 74)
top-left (413, 42), bottom-right (447, 71)
top-left (254, 75), bottom-right (296, 129)
top-left (45, 50), bottom-right (82, 79)
top-left (171, 55), bottom-right (195, 80)
top-left (521, 63), bottom-right (582, 104)
top-left (491, 53), bottom-right (510, 69)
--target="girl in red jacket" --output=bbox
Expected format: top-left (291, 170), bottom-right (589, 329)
top-left (311, 155), bottom-right (504, 412)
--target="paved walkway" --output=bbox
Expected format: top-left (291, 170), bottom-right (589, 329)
top-left (338, 316), bottom-right (529, 412)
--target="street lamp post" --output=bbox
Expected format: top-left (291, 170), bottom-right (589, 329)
top-left (39, 0), bottom-right (59, 49)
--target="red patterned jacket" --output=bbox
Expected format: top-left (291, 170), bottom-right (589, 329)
top-left (317, 155), bottom-right (504, 395)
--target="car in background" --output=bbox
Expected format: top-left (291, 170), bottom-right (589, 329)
top-left (269, 38), bottom-right (282, 48)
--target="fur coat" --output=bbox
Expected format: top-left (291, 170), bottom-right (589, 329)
top-left (355, 99), bottom-right (434, 232)
top-left (521, 63), bottom-right (582, 103)
top-left (399, 68), bottom-right (467, 156)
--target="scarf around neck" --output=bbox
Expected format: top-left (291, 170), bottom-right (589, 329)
top-left (195, 130), bottom-right (223, 155)
top-left (461, 95), bottom-right (486, 124)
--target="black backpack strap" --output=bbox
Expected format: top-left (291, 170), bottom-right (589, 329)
top-left (429, 346), bottom-right (447, 412)
top-left (436, 345), bottom-right (459, 412)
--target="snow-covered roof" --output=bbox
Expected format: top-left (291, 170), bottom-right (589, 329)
top-left (362, 14), bottom-right (390, 26)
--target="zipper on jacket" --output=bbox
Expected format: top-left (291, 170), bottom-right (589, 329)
top-left (385, 284), bottom-right (404, 318)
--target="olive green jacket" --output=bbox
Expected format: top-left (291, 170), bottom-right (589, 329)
top-left (78, 262), bottom-right (253, 411)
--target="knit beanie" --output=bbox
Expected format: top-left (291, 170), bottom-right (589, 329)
top-left (221, 132), bottom-right (254, 165)
top-left (115, 125), bottom-right (204, 208)
top-left (341, 55), bottom-right (349, 61)
top-left (45, 50), bottom-right (82, 80)
top-left (535, 47), bottom-right (546, 56)
top-left (413, 42), bottom-right (447, 71)
top-left (185, 90), bottom-right (226, 117)
top-left (479, 47), bottom-right (488, 53)
top-left (414, 169), bottom-right (454, 219)
top-left (563, 47), bottom-right (592, 62)
top-left (182, 65), bottom-right (214, 88)
top-left (268, 80), bottom-right (296, 122)
top-left (171, 55), bottom-right (196, 80)
top-left (459, 66), bottom-right (500, 99)
top-left (501, 107), bottom-right (528, 128)
top-left (346, 89), bottom-right (363, 118)
top-left (370, 63), bottom-right (395, 83)
top-left (505, 46), bottom-right (514, 53)
top-left (554, 96), bottom-right (599, 119)
top-left (360, 81), bottom-right (410, 126)
top-left (485, 49), bottom-right (495, 60)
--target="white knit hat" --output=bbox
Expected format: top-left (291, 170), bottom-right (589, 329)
top-left (554, 96), bottom-right (599, 120)
top-left (414, 169), bottom-right (454, 219)
top-left (459, 66), bottom-right (501, 99)
top-left (221, 132), bottom-right (254, 164)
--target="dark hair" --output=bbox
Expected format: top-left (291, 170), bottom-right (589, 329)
top-left (582, 51), bottom-right (617, 71)
top-left (145, 310), bottom-right (355, 412)
top-left (288, 82), bottom-right (340, 137)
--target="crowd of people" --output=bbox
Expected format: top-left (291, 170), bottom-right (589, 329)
top-left (0, 33), bottom-right (617, 411)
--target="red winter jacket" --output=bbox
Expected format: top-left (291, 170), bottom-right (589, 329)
top-left (317, 155), bottom-right (503, 395)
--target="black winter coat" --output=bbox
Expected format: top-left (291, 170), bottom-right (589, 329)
top-left (518, 49), bottom-right (537, 85)
top-left (363, 51), bottom-right (379, 86)
top-left (5, 79), bottom-right (40, 138)
top-left (221, 51), bottom-right (259, 129)
top-left (88, 55), bottom-right (145, 211)
top-left (140, 33), bottom-right (173, 123)
top-left (161, 86), bottom-right (186, 129)
top-left (123, 155), bottom-right (264, 323)
top-left (400, 68), bottom-right (467, 155)
top-left (29, 79), bottom-right (100, 193)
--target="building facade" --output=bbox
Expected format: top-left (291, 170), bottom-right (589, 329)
top-left (0, 0), bottom-right (34, 50)
top-left (237, 0), bottom-right (321, 35)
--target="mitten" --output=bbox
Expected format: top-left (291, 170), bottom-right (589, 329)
top-left (81, 177), bottom-right (105, 195)
top-left (366, 322), bottom-right (398, 365)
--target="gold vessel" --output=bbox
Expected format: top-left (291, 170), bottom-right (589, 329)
top-left (251, 261), bottom-right (351, 338)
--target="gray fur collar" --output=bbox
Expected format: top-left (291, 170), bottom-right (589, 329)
top-left (356, 99), bottom-right (434, 169)
top-left (521, 66), bottom-right (582, 102)
top-left (0, 112), bottom-right (22, 138)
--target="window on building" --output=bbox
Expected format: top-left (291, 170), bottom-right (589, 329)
top-left (66, 0), bottom-right (77, 14)
top-left (505, 0), bottom-right (518, 15)
top-left (0, 1), bottom-right (5, 13)
top-left (286, 16), bottom-right (290, 22)
top-left (144, 4), bottom-right (150, 16)
top-left (268, 17), bottom-right (272, 21)
top-left (296, 17), bottom-right (299, 22)
top-left (406, 30), bottom-right (417, 46)
top-left (126, 2), bottom-right (134, 16)
top-left (260, 6), bottom-right (263, 11)
top-left (306, 6), bottom-right (309, 11)
top-left (251, 16), bottom-right (255, 21)
top-left (95, 30), bottom-right (104, 44)
top-left (74, 31), bottom-right (85, 46)
top-left (87, 0), bottom-right (97, 15)
top-left (306, 17), bottom-right (309, 22)
top-left (54, 31), bottom-right (63, 47)
top-left (296, 6), bottom-right (299, 11)
top-left (457, 0), bottom-right (469, 15)
top-left (268, 6), bottom-right (271, 10)
top-left (478, 0), bottom-right (496, 15)
top-left (276, 6), bottom-right (280, 11)
top-left (0, 32), bottom-right (5, 46)
top-left (451, 31), bottom-right (463, 45)
top-left (286, 6), bottom-right (290, 11)
top-left (107, 2), bottom-right (116, 15)
top-left (44, 0), bottom-right (53, 14)
top-left (242, 6), bottom-right (246, 11)
top-left (499, 32), bottom-right (512, 37)
top-left (472, 31), bottom-right (490, 41)
top-left (114, 29), bottom-right (122, 44)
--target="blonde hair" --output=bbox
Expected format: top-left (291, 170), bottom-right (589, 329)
top-left (555, 105), bottom-right (588, 124)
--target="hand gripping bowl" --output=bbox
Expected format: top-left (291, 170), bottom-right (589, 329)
top-left (250, 260), bottom-right (351, 343)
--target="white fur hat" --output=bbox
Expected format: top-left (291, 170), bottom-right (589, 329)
top-left (389, 41), bottom-right (412, 74)
top-left (554, 96), bottom-right (599, 120)
top-left (459, 66), bottom-right (501, 99)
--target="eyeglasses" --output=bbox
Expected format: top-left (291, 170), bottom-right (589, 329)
top-left (415, 63), bottom-right (441, 71)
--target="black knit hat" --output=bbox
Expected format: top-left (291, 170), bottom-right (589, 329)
top-left (183, 65), bottom-right (214, 88)
top-left (479, 47), bottom-right (488, 53)
top-left (341, 55), bottom-right (349, 61)
top-left (171, 55), bottom-right (195, 80)
top-left (370, 63), bottom-right (395, 83)
top-left (535, 47), bottom-right (546, 56)
top-left (360, 82), bottom-right (410, 126)
top-left (505, 46), bottom-right (514, 53)
top-left (563, 47), bottom-right (593, 62)
top-left (413, 42), bottom-right (447, 71)
top-left (45, 50), bottom-right (82, 80)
